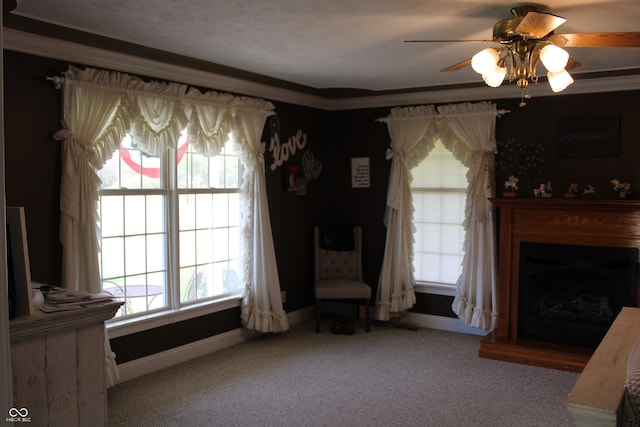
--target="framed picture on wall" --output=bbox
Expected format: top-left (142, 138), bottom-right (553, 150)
top-left (558, 115), bottom-right (620, 158)
top-left (351, 157), bottom-right (370, 188)
top-left (7, 206), bottom-right (34, 316)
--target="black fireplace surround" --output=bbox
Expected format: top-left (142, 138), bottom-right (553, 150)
top-left (518, 242), bottom-right (638, 348)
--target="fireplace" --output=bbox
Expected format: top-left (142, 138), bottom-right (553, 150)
top-left (518, 242), bottom-right (638, 348)
top-left (480, 198), bottom-right (640, 372)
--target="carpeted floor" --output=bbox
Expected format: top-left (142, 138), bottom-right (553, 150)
top-left (108, 319), bottom-right (579, 426)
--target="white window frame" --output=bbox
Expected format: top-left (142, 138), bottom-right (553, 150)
top-left (99, 137), bottom-right (244, 335)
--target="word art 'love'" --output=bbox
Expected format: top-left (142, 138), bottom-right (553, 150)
top-left (269, 129), bottom-right (307, 171)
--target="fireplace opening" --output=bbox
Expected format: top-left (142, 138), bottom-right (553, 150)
top-left (518, 242), bottom-right (638, 348)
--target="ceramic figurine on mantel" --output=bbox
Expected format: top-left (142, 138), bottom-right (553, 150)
top-left (534, 181), bottom-right (553, 198)
top-left (503, 175), bottom-right (519, 197)
top-left (564, 182), bottom-right (579, 199)
top-left (582, 184), bottom-right (597, 198)
top-left (611, 179), bottom-right (631, 199)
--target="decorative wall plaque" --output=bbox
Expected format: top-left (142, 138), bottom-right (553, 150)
top-left (558, 115), bottom-right (620, 158)
top-left (351, 157), bottom-right (370, 188)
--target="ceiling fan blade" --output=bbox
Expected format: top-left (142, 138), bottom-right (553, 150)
top-left (549, 32), bottom-right (640, 48)
top-left (515, 11), bottom-right (566, 38)
top-left (405, 39), bottom-right (497, 43)
top-left (565, 57), bottom-right (582, 71)
top-left (440, 58), bottom-right (472, 72)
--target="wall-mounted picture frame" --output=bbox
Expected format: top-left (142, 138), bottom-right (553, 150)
top-left (284, 165), bottom-right (299, 192)
top-left (351, 157), bottom-right (370, 188)
top-left (7, 206), bottom-right (33, 317)
top-left (558, 115), bottom-right (620, 158)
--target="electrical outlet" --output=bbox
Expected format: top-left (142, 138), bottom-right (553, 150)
top-left (281, 290), bottom-right (286, 303)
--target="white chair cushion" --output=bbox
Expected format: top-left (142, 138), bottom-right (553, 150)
top-left (315, 279), bottom-right (371, 299)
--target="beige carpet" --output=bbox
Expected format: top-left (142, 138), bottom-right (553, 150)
top-left (108, 319), bottom-right (579, 426)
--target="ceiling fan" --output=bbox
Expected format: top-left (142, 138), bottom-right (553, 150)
top-left (406, 4), bottom-right (640, 106)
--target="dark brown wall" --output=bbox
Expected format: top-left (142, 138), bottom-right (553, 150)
top-left (112, 308), bottom-right (242, 362)
top-left (4, 50), bottom-right (64, 285)
top-left (324, 108), bottom-right (391, 288)
top-left (495, 92), bottom-right (640, 196)
top-left (263, 105), bottom-right (391, 312)
top-left (5, 49), bottom-right (640, 362)
top-left (261, 102), bottom-right (335, 312)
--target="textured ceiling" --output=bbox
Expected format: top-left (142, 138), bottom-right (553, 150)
top-left (9, 0), bottom-right (640, 92)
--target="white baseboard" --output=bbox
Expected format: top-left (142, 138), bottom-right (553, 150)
top-left (322, 302), bottom-right (489, 337)
top-left (286, 306), bottom-right (315, 325)
top-left (398, 312), bottom-right (490, 337)
top-left (114, 327), bottom-right (249, 384)
top-left (112, 307), bottom-right (485, 385)
top-left (113, 306), bottom-right (315, 385)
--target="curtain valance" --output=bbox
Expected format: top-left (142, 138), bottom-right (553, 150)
top-left (55, 65), bottom-right (275, 161)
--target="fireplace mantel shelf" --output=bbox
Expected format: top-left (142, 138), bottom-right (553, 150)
top-left (481, 197), bottom-right (640, 371)
top-left (490, 197), bottom-right (640, 210)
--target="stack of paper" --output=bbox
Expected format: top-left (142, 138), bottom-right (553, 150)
top-left (41, 288), bottom-right (115, 312)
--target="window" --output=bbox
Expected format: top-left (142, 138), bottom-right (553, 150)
top-left (411, 141), bottom-right (468, 287)
top-left (98, 131), bottom-right (243, 320)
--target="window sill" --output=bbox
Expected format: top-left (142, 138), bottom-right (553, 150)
top-left (107, 294), bottom-right (242, 339)
top-left (415, 282), bottom-right (457, 297)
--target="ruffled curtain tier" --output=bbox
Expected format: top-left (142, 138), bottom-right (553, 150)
top-left (438, 102), bottom-right (499, 331)
top-left (375, 105), bottom-right (438, 321)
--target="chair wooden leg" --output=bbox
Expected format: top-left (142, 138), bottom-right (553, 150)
top-left (364, 298), bottom-right (371, 332)
top-left (315, 299), bottom-right (321, 333)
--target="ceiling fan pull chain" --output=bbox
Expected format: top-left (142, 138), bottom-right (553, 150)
top-left (519, 87), bottom-right (533, 108)
top-left (519, 89), bottom-right (527, 108)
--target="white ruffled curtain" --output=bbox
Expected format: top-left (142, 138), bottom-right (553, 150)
top-left (438, 102), bottom-right (499, 330)
top-left (234, 101), bottom-right (289, 333)
top-left (376, 101), bottom-right (501, 329)
top-left (375, 105), bottom-right (439, 321)
top-left (54, 67), bottom-right (136, 295)
top-left (53, 66), bottom-right (286, 384)
top-left (53, 67), bottom-right (137, 387)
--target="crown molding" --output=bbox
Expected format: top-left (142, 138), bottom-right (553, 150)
top-left (4, 28), bottom-right (640, 111)
top-left (328, 73), bottom-right (640, 110)
top-left (2, 28), bottom-right (331, 109)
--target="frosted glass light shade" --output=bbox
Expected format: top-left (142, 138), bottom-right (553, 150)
top-left (547, 69), bottom-right (574, 92)
top-left (482, 66), bottom-right (507, 87)
top-left (471, 48), bottom-right (499, 75)
top-left (540, 45), bottom-right (569, 72)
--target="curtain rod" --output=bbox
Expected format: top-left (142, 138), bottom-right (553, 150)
top-left (376, 106), bottom-right (510, 123)
top-left (46, 67), bottom-right (276, 113)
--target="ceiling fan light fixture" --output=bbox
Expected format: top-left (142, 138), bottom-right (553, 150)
top-left (547, 69), bottom-right (574, 92)
top-left (471, 48), bottom-right (500, 75)
top-left (540, 44), bottom-right (570, 72)
top-left (413, 5), bottom-right (640, 105)
top-left (482, 66), bottom-right (507, 87)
